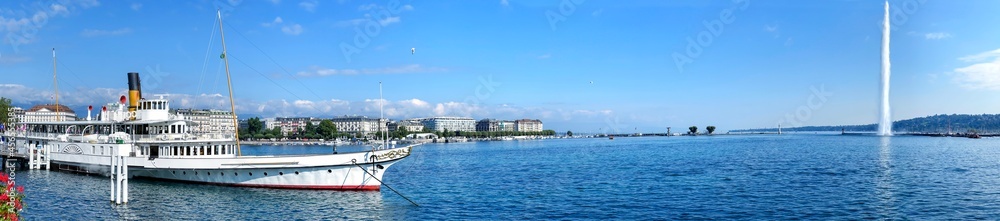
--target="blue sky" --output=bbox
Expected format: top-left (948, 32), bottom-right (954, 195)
top-left (2, 0), bottom-right (1000, 133)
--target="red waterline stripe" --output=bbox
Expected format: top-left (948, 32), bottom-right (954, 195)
top-left (228, 183), bottom-right (381, 191)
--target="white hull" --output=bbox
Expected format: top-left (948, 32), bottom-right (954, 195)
top-left (16, 139), bottom-right (413, 190)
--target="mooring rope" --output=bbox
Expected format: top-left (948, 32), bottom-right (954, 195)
top-left (351, 159), bottom-right (419, 207)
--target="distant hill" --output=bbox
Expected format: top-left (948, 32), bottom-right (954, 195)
top-left (731, 114), bottom-right (1000, 134)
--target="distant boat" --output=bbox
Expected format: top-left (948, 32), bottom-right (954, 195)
top-left (968, 133), bottom-right (981, 139)
top-left (609, 135), bottom-right (614, 140)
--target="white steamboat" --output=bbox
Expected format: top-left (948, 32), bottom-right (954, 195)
top-left (4, 72), bottom-right (414, 190)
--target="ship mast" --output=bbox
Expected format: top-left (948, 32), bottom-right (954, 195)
top-left (379, 81), bottom-right (385, 148)
top-left (217, 9), bottom-right (242, 156)
top-left (52, 48), bottom-right (60, 121)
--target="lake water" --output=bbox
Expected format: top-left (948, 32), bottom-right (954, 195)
top-left (15, 135), bottom-right (1000, 220)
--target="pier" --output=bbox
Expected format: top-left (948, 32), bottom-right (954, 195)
top-left (1, 144), bottom-right (51, 170)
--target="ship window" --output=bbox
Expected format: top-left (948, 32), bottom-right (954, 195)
top-left (234, 172), bottom-right (237, 176)
top-left (279, 172), bottom-right (283, 175)
top-left (207, 172), bottom-right (211, 175)
top-left (295, 171), bottom-right (300, 175)
top-left (186, 146), bottom-right (191, 155)
top-left (263, 172), bottom-right (267, 176)
top-left (249, 172), bottom-right (253, 176)
top-left (328, 170), bottom-right (332, 173)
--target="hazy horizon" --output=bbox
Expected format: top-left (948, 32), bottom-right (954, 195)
top-left (2, 0), bottom-right (1000, 133)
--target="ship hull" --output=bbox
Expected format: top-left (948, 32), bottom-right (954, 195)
top-left (32, 141), bottom-right (413, 190)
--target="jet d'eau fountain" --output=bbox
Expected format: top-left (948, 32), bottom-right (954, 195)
top-left (878, 0), bottom-right (893, 136)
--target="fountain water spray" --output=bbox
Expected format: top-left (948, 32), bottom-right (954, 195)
top-left (878, 0), bottom-right (893, 136)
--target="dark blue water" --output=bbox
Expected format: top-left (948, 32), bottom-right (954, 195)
top-left (16, 135), bottom-right (1000, 220)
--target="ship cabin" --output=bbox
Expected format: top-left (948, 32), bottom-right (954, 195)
top-left (13, 98), bottom-right (238, 160)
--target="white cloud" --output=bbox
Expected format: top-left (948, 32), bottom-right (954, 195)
top-left (959, 48), bottom-right (1000, 62)
top-left (358, 3), bottom-right (378, 11)
top-left (591, 9), bottom-right (604, 16)
top-left (500, 0), bottom-right (509, 6)
top-left (299, 0), bottom-right (318, 12)
top-left (81, 28), bottom-right (132, 37)
top-left (281, 24), bottom-right (303, 35)
top-left (52, 4), bottom-right (69, 15)
top-left (335, 18), bottom-right (367, 27)
top-left (378, 16), bottom-right (400, 26)
top-left (764, 24), bottom-right (778, 32)
top-left (401, 4), bottom-right (414, 11)
top-left (130, 3), bottom-right (142, 11)
top-left (925, 32), bottom-right (952, 40)
top-left (261, 16), bottom-right (283, 27)
top-left (298, 64), bottom-right (447, 77)
top-left (953, 48), bottom-right (1000, 90)
top-left (0, 54), bottom-right (31, 64)
top-left (270, 0), bottom-right (281, 4)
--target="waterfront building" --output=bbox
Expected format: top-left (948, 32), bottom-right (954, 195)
top-left (174, 109), bottom-right (236, 135)
top-left (514, 119), bottom-right (543, 132)
top-left (389, 120), bottom-right (424, 132)
top-left (330, 115), bottom-right (387, 135)
top-left (24, 104), bottom-right (76, 122)
top-left (7, 107), bottom-right (25, 124)
top-left (422, 117), bottom-right (475, 132)
top-left (176, 109), bottom-right (235, 134)
top-left (500, 120), bottom-right (515, 131)
top-left (476, 119), bottom-right (501, 132)
top-left (272, 117), bottom-right (314, 136)
top-left (262, 117), bottom-right (278, 130)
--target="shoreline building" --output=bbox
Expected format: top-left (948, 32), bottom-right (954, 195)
top-left (173, 109), bottom-right (236, 135)
top-left (330, 115), bottom-right (387, 135)
top-left (7, 107), bottom-right (25, 124)
top-left (514, 119), bottom-right (543, 132)
top-left (272, 117), bottom-right (315, 136)
top-left (421, 117), bottom-right (475, 132)
top-left (24, 104), bottom-right (76, 122)
top-left (389, 120), bottom-right (424, 132)
top-left (476, 119), bottom-right (516, 132)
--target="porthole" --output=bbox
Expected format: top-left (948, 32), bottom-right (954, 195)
top-left (172, 171), bottom-right (175, 174)
top-left (207, 172), bottom-right (211, 175)
top-left (263, 172), bottom-right (268, 176)
top-left (221, 172), bottom-right (224, 176)
top-left (327, 170), bottom-right (332, 173)
top-left (279, 172), bottom-right (283, 175)
top-left (249, 172), bottom-right (253, 176)
top-left (295, 171), bottom-right (300, 175)
top-left (183, 171), bottom-right (187, 175)
top-left (234, 172), bottom-right (238, 176)
top-left (195, 172), bottom-right (198, 175)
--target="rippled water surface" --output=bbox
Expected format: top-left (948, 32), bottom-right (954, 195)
top-left (16, 135), bottom-right (1000, 220)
